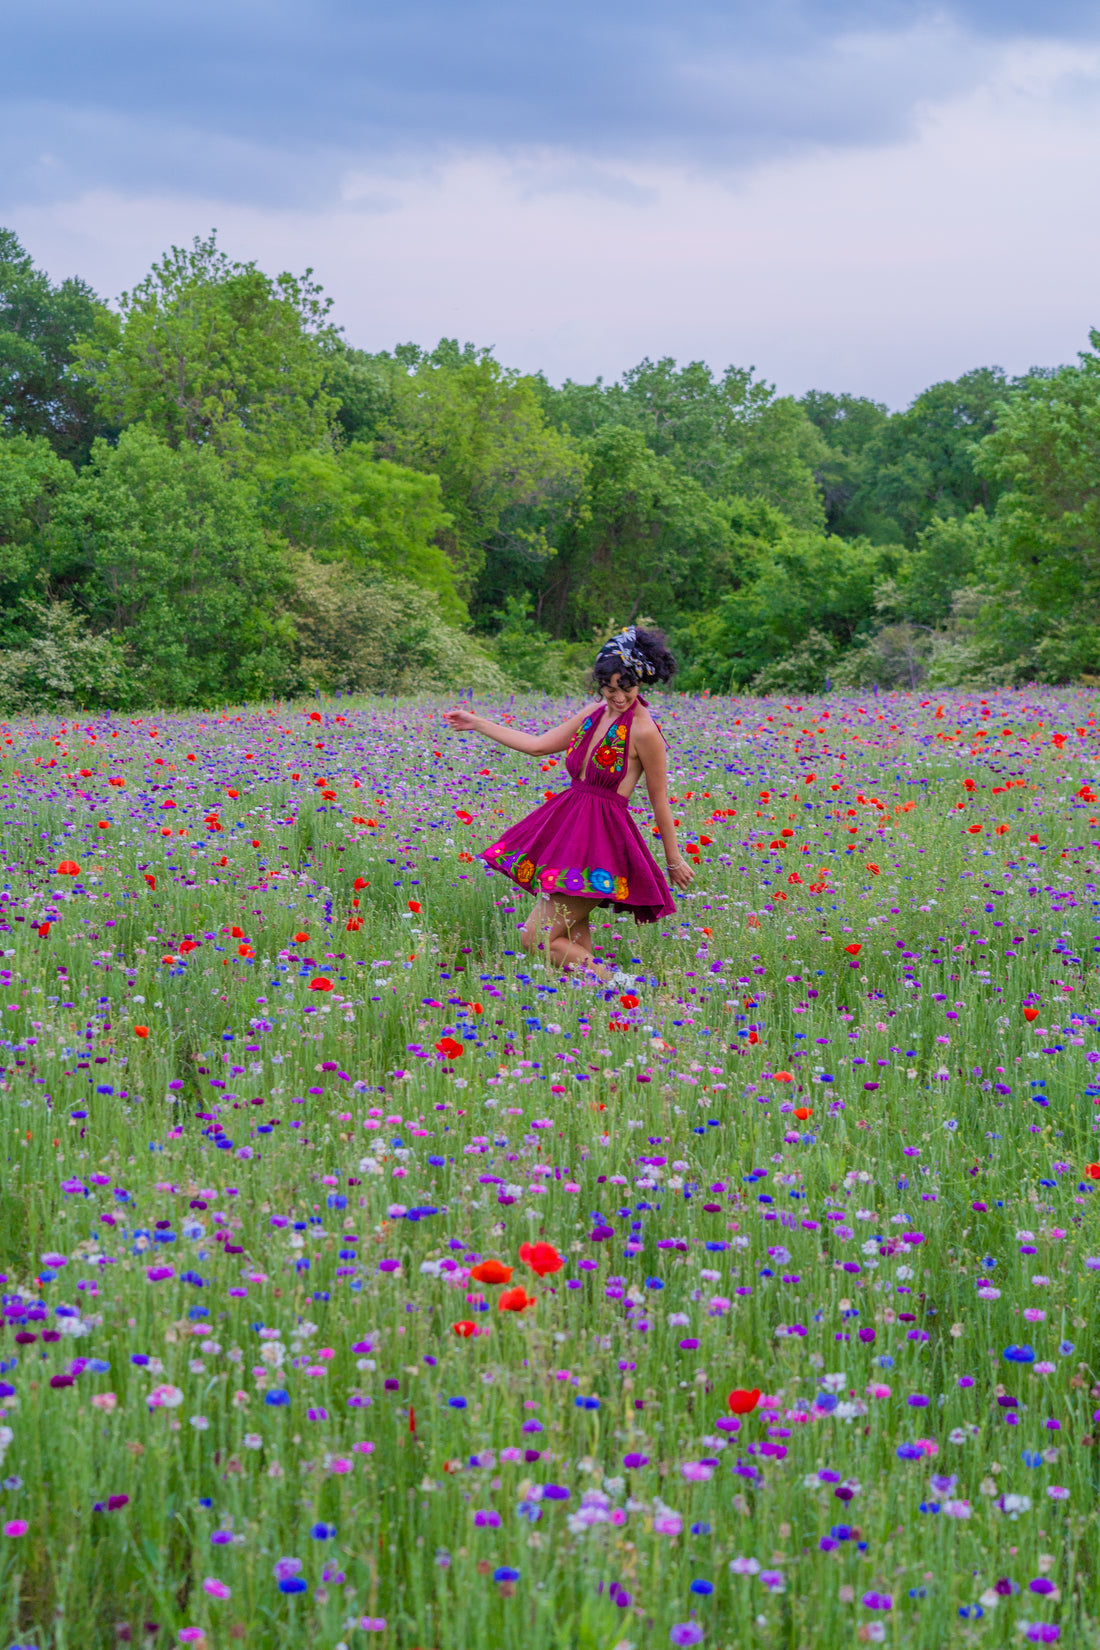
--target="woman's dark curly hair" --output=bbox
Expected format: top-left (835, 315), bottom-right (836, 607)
top-left (592, 626), bottom-right (677, 690)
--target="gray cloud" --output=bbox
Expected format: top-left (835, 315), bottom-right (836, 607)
top-left (5, 0), bottom-right (1099, 210)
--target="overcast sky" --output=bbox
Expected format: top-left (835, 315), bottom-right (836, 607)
top-left (5, 1), bottom-right (1100, 405)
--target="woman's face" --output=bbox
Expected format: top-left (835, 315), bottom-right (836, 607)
top-left (599, 672), bottom-right (640, 713)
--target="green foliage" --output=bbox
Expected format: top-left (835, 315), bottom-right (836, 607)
top-left (485, 595), bottom-right (588, 692)
top-left (289, 554), bottom-right (504, 695)
top-left (804, 369), bottom-right (1010, 545)
top-left (674, 516), bottom-right (903, 690)
top-left (0, 597), bottom-right (137, 713)
top-left (542, 355), bottom-right (827, 530)
top-left (375, 340), bottom-right (585, 605)
top-left (977, 336), bottom-right (1100, 638)
top-left (0, 229), bottom-right (108, 465)
top-left (55, 425), bottom-right (296, 704)
top-left (73, 233), bottom-right (340, 466)
top-left (889, 510), bottom-right (990, 628)
top-left (253, 445), bottom-right (463, 621)
top-left (0, 433), bottom-right (74, 614)
top-left (537, 425), bottom-right (736, 637)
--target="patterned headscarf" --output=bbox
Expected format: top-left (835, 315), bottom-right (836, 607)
top-left (594, 625), bottom-right (657, 683)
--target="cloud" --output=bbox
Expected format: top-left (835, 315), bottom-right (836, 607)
top-left (11, 41), bottom-right (1100, 407)
top-left (5, 1), bottom-right (1100, 208)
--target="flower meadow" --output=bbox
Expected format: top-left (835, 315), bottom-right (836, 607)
top-left (0, 690), bottom-right (1099, 1650)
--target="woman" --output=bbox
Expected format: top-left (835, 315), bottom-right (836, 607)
top-left (443, 626), bottom-right (694, 977)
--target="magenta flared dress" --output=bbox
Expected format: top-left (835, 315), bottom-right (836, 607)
top-left (479, 697), bottom-right (676, 923)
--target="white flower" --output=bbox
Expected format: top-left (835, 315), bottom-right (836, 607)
top-left (190, 1415), bottom-right (210, 1431)
top-left (260, 1342), bottom-right (286, 1368)
top-left (243, 1433), bottom-right (264, 1450)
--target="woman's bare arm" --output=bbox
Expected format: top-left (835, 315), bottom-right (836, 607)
top-left (633, 719), bottom-right (694, 889)
top-left (442, 704), bottom-right (598, 757)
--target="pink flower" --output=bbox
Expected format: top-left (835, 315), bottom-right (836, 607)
top-left (3, 1520), bottom-right (27, 1537)
top-left (202, 1578), bottom-right (231, 1599)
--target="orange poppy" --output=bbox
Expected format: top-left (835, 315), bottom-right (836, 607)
top-left (728, 1388), bottom-right (761, 1415)
top-left (499, 1287), bottom-right (536, 1313)
top-left (519, 1241), bottom-right (563, 1278)
top-left (470, 1260), bottom-right (513, 1286)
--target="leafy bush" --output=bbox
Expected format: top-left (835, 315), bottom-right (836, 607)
top-left (0, 599), bottom-right (137, 712)
top-left (290, 556), bottom-right (505, 695)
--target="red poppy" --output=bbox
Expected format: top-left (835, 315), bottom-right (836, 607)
top-left (455, 810), bottom-right (473, 823)
top-left (844, 943), bottom-right (862, 956)
top-left (134, 1026), bottom-right (149, 1039)
top-left (55, 861), bottom-right (80, 877)
top-left (747, 1030), bottom-right (759, 1044)
top-left (309, 978), bottom-right (333, 992)
top-left (96, 820), bottom-right (110, 830)
top-left (787, 871), bottom-right (803, 884)
top-left (237, 943), bottom-right (253, 958)
top-left (294, 931), bottom-right (309, 943)
top-left (499, 1287), bottom-right (536, 1312)
top-left (728, 1388), bottom-right (761, 1415)
top-left (144, 874), bottom-right (156, 890)
top-left (1084, 1164), bottom-right (1100, 1181)
top-left (772, 1070), bottom-right (793, 1082)
top-left (37, 922), bottom-right (50, 937)
top-left (519, 1241), bottom-right (563, 1277)
top-left (161, 955), bottom-right (176, 966)
top-left (408, 899), bottom-right (421, 914)
top-left (794, 1106), bottom-right (812, 1120)
top-left (619, 993), bottom-right (639, 1009)
top-left (178, 939), bottom-right (198, 954)
top-left (435, 1037), bottom-right (464, 1059)
top-left (353, 877), bottom-right (368, 891)
top-left (470, 1260), bottom-right (513, 1285)
top-left (865, 862), bottom-right (880, 874)
top-left (230, 925), bottom-right (245, 937)
top-left (452, 1321), bottom-right (477, 1337)
top-left (226, 788), bottom-right (239, 799)
top-left (1023, 1006), bottom-right (1039, 1022)
top-left (967, 823), bottom-right (982, 834)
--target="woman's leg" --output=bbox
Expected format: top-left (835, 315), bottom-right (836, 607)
top-left (520, 894), bottom-right (604, 972)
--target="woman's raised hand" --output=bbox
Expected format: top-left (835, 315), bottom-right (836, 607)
top-left (442, 707), bottom-right (477, 731)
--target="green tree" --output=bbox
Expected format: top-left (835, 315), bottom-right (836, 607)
top-left (253, 445), bottom-right (463, 621)
top-left (376, 339), bottom-right (585, 608)
top-left (537, 425), bottom-right (736, 638)
top-left (74, 233), bottom-right (340, 466)
top-left (799, 390), bottom-right (894, 539)
top-left (673, 516), bottom-right (903, 691)
top-left (0, 433), bottom-right (74, 617)
top-left (865, 368), bottom-right (1011, 541)
top-left (0, 229), bottom-right (107, 465)
top-left (541, 356), bottom-right (828, 529)
top-left (57, 425), bottom-right (295, 703)
top-left (973, 336), bottom-right (1100, 677)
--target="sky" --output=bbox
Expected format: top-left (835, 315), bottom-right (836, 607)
top-left (5, 1), bottom-right (1100, 406)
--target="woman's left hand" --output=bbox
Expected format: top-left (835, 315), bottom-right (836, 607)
top-left (667, 859), bottom-right (695, 889)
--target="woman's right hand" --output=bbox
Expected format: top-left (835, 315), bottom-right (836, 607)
top-left (442, 708), bottom-right (477, 731)
top-left (667, 859), bottom-right (695, 889)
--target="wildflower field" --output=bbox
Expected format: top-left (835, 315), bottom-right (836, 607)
top-left (1, 689), bottom-right (1099, 1650)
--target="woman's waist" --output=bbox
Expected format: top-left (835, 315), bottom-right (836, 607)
top-left (568, 779), bottom-right (630, 804)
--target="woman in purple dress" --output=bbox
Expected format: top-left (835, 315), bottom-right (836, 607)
top-left (443, 627), bottom-right (694, 977)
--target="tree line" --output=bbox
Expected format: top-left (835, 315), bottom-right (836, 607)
top-left (2, 226), bottom-right (1098, 709)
